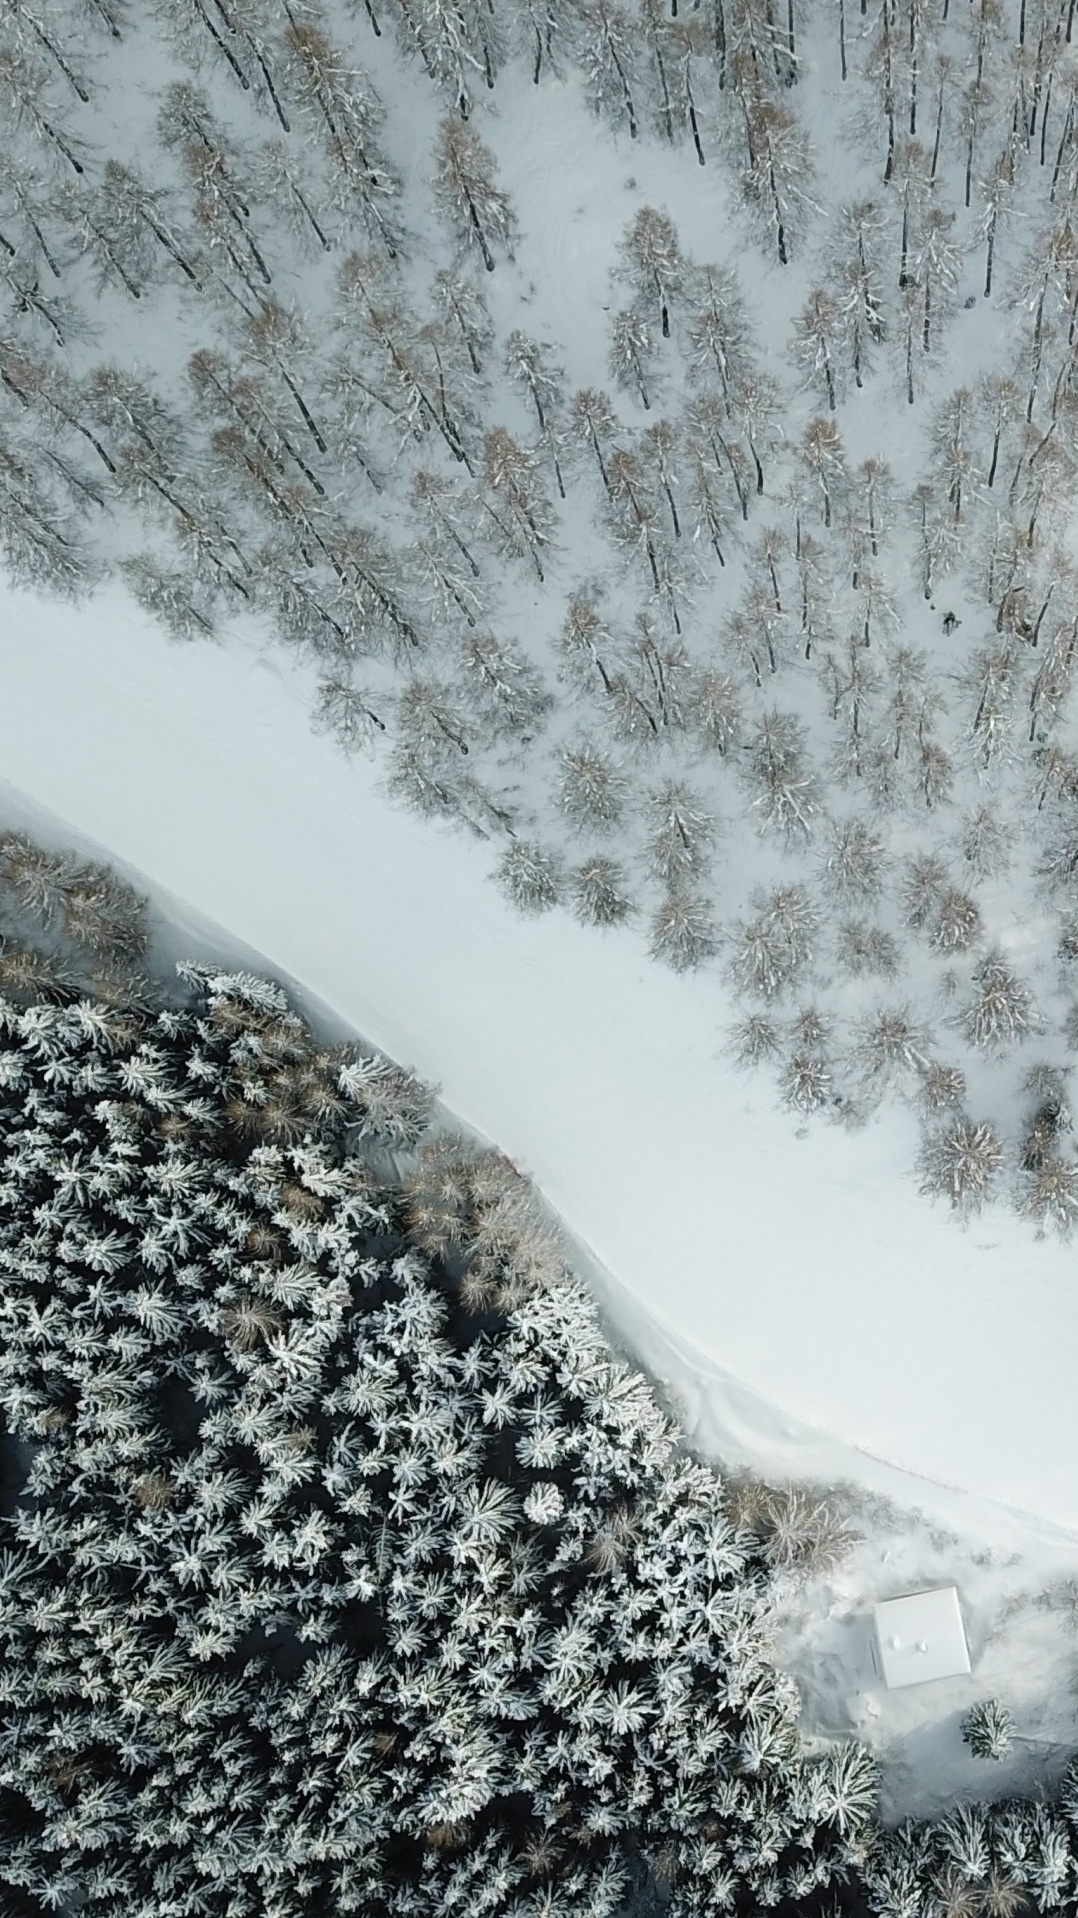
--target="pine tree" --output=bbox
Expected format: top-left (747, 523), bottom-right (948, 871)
top-left (962, 1699), bottom-right (1015, 1761)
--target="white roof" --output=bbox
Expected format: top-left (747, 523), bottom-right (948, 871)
top-left (872, 1586), bottom-right (971, 1690)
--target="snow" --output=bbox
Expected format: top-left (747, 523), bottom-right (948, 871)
top-left (4, 575), bottom-right (1078, 1525)
top-left (5, 0), bottom-right (1078, 1829)
top-left (872, 1587), bottom-right (971, 1690)
top-left (4, 573), bottom-right (1078, 1820)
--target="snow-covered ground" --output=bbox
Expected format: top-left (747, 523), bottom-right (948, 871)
top-left (3, 573), bottom-right (1078, 1819)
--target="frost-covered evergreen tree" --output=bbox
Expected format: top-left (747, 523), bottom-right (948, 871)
top-left (963, 1699), bottom-right (1016, 1762)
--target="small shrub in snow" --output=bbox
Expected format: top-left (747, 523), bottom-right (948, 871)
top-left (961, 951), bottom-right (1037, 1051)
top-left (648, 888), bottom-right (718, 971)
top-left (919, 1114), bottom-right (1004, 1213)
top-left (570, 855), bottom-right (633, 926)
top-left (496, 840), bottom-right (562, 914)
top-left (962, 1699), bottom-right (1015, 1762)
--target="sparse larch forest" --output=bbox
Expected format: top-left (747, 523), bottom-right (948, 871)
top-left (5, 0), bottom-right (1078, 1224)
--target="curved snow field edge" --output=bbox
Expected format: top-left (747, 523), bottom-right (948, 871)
top-left (1, 575), bottom-right (1075, 1532)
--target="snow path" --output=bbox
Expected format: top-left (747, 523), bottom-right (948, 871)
top-left (2, 577), bottom-right (1077, 1538)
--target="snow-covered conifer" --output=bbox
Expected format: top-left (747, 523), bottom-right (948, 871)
top-left (799, 415), bottom-right (847, 530)
top-left (556, 740), bottom-right (626, 833)
top-left (312, 675), bottom-right (387, 754)
top-left (648, 887), bottom-right (718, 971)
top-left (737, 96), bottom-right (815, 266)
top-left (820, 818), bottom-right (887, 904)
top-left (919, 1113), bottom-right (1005, 1213)
top-left (280, 21), bottom-right (400, 252)
top-left (743, 710), bottom-right (819, 841)
top-left (609, 303), bottom-right (656, 411)
top-left (729, 1012), bottom-right (781, 1067)
top-left (480, 427), bottom-right (556, 581)
top-left (569, 385), bottom-right (621, 496)
top-left (433, 116), bottom-right (517, 272)
top-left (504, 328), bottom-right (567, 491)
top-left (497, 839), bottom-right (563, 914)
top-left (781, 1046), bottom-right (831, 1113)
top-left (962, 950), bottom-right (1037, 1050)
top-left (855, 1007), bottom-right (933, 1085)
top-left (793, 287), bottom-right (842, 413)
top-left (729, 884), bottom-right (817, 998)
top-left (574, 0), bottom-right (640, 139)
top-left (837, 919), bottom-right (900, 979)
top-left (962, 1698), bottom-right (1015, 1762)
top-left (616, 206), bottom-right (683, 340)
top-left (693, 668), bottom-right (741, 755)
top-left (457, 629), bottom-right (549, 737)
top-left (1019, 1153), bottom-right (1078, 1236)
top-left (919, 1060), bottom-right (967, 1113)
top-left (644, 780), bottom-right (716, 885)
top-left (961, 803), bottom-right (1011, 881)
top-left (433, 266), bottom-right (493, 378)
top-left (932, 888), bottom-right (982, 953)
top-left (570, 855), bottom-right (633, 926)
top-left (684, 260), bottom-right (755, 412)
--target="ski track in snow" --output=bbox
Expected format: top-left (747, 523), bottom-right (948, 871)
top-left (3, 575), bottom-right (1078, 1817)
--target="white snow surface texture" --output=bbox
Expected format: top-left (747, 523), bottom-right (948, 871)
top-left (2, 574), bottom-right (1075, 1537)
